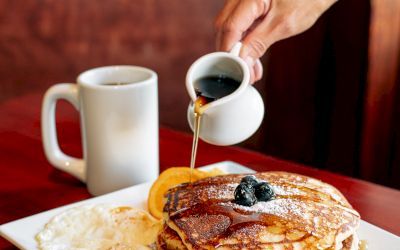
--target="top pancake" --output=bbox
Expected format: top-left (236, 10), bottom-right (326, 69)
top-left (163, 172), bottom-right (360, 250)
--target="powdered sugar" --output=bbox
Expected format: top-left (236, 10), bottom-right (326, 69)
top-left (229, 198), bottom-right (306, 219)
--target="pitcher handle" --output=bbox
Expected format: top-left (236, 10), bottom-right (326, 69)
top-left (229, 42), bottom-right (242, 57)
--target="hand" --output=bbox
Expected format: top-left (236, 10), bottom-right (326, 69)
top-left (215, 0), bottom-right (337, 83)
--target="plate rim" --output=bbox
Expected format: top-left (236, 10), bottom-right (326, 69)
top-left (1, 160), bottom-right (399, 249)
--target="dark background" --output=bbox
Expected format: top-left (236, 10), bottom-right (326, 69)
top-left (1, 0), bottom-right (399, 189)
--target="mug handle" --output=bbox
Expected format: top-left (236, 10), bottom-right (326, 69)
top-left (41, 84), bottom-right (85, 182)
top-left (230, 42), bottom-right (242, 57)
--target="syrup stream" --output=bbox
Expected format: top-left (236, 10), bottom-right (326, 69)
top-left (189, 111), bottom-right (201, 182)
top-left (189, 75), bottom-right (240, 182)
top-left (189, 97), bottom-right (207, 182)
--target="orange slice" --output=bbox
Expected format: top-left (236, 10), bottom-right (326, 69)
top-left (147, 167), bottom-right (223, 219)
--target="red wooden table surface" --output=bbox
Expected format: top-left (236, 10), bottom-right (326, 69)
top-left (1, 93), bottom-right (400, 249)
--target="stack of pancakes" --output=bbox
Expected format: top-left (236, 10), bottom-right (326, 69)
top-left (157, 172), bottom-right (360, 250)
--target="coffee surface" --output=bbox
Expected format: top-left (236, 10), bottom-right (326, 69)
top-left (101, 82), bottom-right (131, 86)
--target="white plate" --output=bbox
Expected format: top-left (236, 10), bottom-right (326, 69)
top-left (1, 161), bottom-right (399, 249)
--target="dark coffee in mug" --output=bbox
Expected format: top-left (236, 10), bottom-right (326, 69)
top-left (101, 82), bottom-right (131, 86)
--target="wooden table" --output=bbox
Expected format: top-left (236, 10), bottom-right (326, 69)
top-left (1, 93), bottom-right (399, 249)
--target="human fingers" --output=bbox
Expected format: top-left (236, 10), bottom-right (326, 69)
top-left (241, 0), bottom-right (338, 60)
top-left (239, 14), bottom-right (274, 61)
top-left (253, 59), bottom-right (263, 82)
top-left (215, 0), bottom-right (240, 50)
top-left (244, 57), bottom-right (263, 84)
top-left (216, 0), bottom-right (270, 52)
top-left (244, 57), bottom-right (255, 83)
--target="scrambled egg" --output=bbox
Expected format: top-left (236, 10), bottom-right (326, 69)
top-left (36, 204), bottom-right (161, 250)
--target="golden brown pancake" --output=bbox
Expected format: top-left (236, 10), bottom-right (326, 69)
top-left (157, 225), bottom-right (187, 250)
top-left (161, 172), bottom-right (360, 250)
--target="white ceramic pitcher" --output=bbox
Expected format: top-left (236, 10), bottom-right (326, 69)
top-left (186, 43), bottom-right (264, 146)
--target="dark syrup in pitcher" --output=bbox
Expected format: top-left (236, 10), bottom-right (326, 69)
top-left (189, 75), bottom-right (241, 182)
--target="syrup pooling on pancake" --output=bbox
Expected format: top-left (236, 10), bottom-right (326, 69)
top-left (163, 172), bottom-right (360, 250)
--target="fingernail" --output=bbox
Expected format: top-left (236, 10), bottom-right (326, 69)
top-left (244, 57), bottom-right (255, 83)
top-left (254, 59), bottom-right (263, 81)
top-left (244, 57), bottom-right (255, 68)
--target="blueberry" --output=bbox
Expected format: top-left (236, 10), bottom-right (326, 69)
top-left (234, 183), bottom-right (257, 206)
top-left (240, 175), bottom-right (258, 187)
top-left (254, 182), bottom-right (274, 201)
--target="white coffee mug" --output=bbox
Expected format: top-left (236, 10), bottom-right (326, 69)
top-left (41, 65), bottom-right (159, 196)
